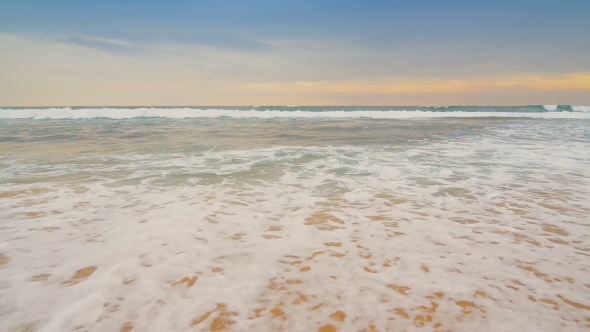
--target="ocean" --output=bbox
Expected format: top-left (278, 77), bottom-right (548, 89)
top-left (1, 106), bottom-right (589, 332)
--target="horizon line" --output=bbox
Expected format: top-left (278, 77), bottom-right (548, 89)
top-left (0, 104), bottom-right (581, 108)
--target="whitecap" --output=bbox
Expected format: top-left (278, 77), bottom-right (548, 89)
top-left (571, 105), bottom-right (590, 112)
top-left (543, 105), bottom-right (558, 111)
top-left (2, 107), bottom-right (590, 120)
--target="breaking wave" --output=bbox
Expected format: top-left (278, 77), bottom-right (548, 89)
top-left (1, 105), bottom-right (589, 120)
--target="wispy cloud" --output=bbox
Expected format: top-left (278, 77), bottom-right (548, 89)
top-left (243, 74), bottom-right (590, 96)
top-left (58, 36), bottom-right (136, 53)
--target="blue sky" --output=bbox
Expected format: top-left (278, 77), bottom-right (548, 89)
top-left (1, 0), bottom-right (589, 105)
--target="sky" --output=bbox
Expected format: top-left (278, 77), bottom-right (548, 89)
top-left (1, 0), bottom-right (589, 106)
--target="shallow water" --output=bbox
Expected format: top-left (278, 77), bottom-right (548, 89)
top-left (1, 113), bottom-right (590, 332)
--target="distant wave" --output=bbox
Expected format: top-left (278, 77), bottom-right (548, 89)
top-left (543, 105), bottom-right (558, 111)
top-left (571, 105), bottom-right (590, 113)
top-left (1, 106), bottom-right (589, 120)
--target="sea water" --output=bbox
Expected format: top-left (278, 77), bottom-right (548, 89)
top-left (0, 106), bottom-right (589, 331)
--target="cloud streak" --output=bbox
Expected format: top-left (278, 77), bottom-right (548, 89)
top-left (58, 36), bottom-right (136, 53)
top-left (243, 74), bottom-right (590, 96)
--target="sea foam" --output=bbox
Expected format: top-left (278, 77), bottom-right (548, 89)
top-left (0, 116), bottom-right (589, 332)
top-left (571, 105), bottom-right (590, 112)
top-left (542, 105), bottom-right (558, 111)
top-left (0, 118), bottom-right (590, 332)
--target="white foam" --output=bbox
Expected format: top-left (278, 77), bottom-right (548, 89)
top-left (571, 105), bottom-right (590, 112)
top-left (2, 107), bottom-right (590, 119)
top-left (543, 105), bottom-right (558, 111)
top-left (1, 124), bottom-right (589, 331)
